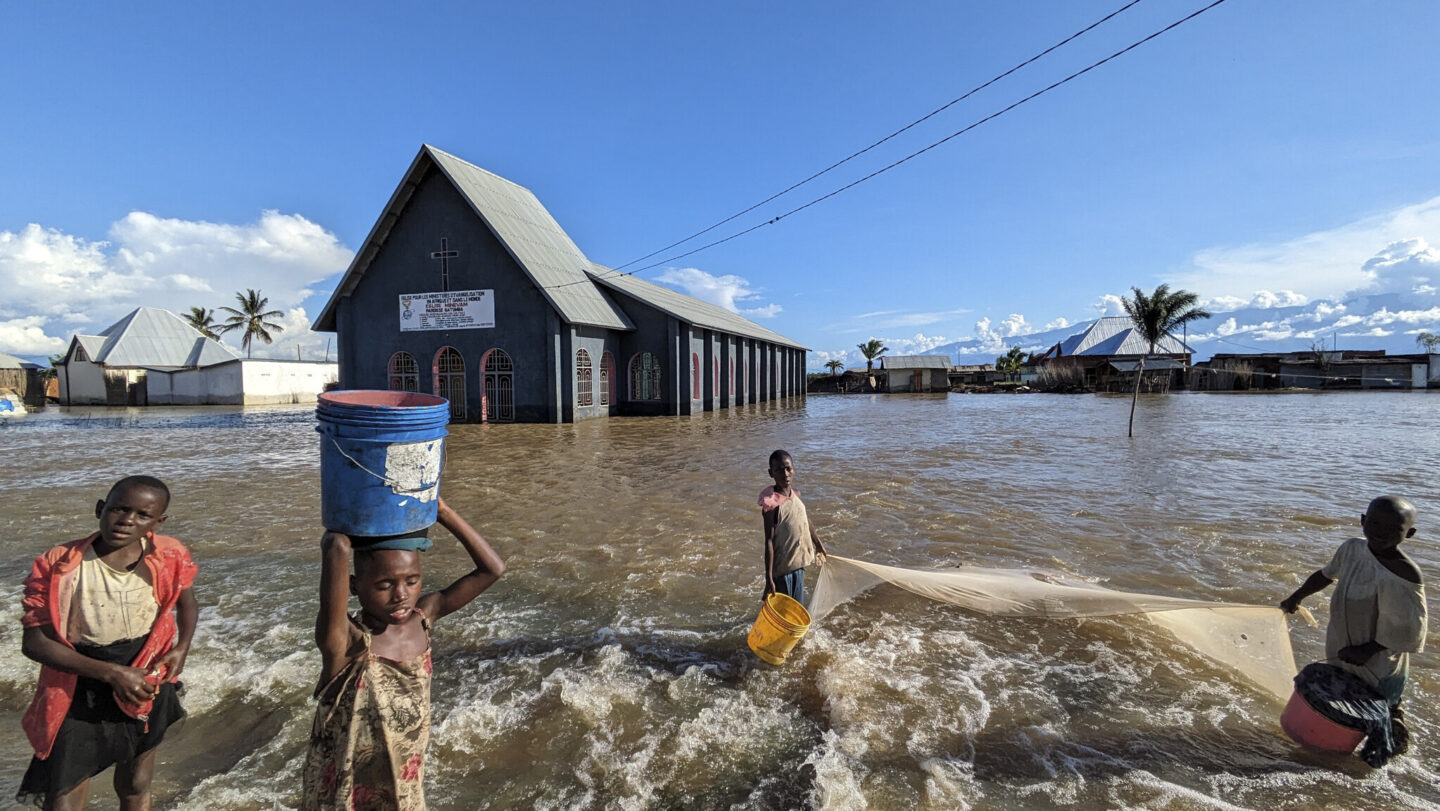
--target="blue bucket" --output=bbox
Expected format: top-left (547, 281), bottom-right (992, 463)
top-left (317, 390), bottom-right (450, 537)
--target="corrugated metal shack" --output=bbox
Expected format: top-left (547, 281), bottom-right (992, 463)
top-left (879, 355), bottom-right (951, 393)
top-left (0, 351), bottom-right (46, 407)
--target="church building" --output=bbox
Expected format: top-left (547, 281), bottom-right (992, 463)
top-left (314, 145), bottom-right (807, 423)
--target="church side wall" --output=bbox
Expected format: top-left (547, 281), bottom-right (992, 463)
top-left (59, 360), bottom-right (107, 405)
top-left (569, 325), bottom-right (614, 422)
top-left (336, 167), bottom-right (560, 422)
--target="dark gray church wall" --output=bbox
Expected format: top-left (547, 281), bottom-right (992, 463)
top-left (569, 325), bottom-right (612, 422)
top-left (338, 166), bottom-right (559, 422)
top-left (687, 327), bottom-right (706, 409)
top-left (597, 290), bottom-right (676, 417)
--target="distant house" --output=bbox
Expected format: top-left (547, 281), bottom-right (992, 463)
top-left (1034, 316), bottom-right (1193, 390)
top-left (57, 307), bottom-right (337, 406)
top-left (0, 351), bottom-right (46, 407)
top-left (1192, 350), bottom-right (1438, 390)
top-left (879, 355), bottom-right (951, 393)
top-left (948, 363), bottom-right (998, 387)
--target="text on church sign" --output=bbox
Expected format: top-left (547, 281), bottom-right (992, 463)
top-left (398, 290), bottom-right (495, 331)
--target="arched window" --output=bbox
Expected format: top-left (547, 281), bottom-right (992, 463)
top-left (434, 347), bottom-right (466, 419)
top-left (576, 349), bottom-right (593, 407)
top-left (692, 353), bottom-right (701, 400)
top-left (482, 348), bottom-right (514, 422)
top-left (388, 352), bottom-right (419, 392)
top-left (600, 351), bottom-right (613, 406)
top-left (629, 352), bottom-right (661, 401)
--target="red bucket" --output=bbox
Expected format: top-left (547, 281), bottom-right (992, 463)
top-left (1280, 688), bottom-right (1365, 753)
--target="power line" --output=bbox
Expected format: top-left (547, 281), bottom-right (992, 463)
top-left (557, 0), bottom-right (1232, 293)
top-left (608, 0), bottom-right (1151, 274)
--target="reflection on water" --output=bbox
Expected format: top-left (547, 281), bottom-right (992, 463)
top-left (0, 393), bottom-right (1437, 809)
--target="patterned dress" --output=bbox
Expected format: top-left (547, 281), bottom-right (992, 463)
top-left (301, 612), bottom-right (432, 811)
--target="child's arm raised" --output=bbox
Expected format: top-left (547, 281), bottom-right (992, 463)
top-left (23, 625), bottom-right (157, 705)
top-left (417, 498), bottom-right (505, 622)
top-left (316, 531), bottom-right (356, 687)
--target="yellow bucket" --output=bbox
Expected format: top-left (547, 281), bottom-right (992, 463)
top-left (747, 592), bottom-right (812, 665)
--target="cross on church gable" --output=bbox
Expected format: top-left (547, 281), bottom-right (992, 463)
top-left (429, 237), bottom-right (460, 291)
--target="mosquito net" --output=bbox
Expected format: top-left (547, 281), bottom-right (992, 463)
top-left (810, 555), bottom-right (1315, 703)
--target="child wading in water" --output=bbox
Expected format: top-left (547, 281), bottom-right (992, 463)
top-left (1281, 495), bottom-right (1427, 752)
top-left (302, 497), bottom-right (504, 811)
top-left (18, 475), bottom-right (198, 810)
top-left (760, 449), bottom-right (829, 606)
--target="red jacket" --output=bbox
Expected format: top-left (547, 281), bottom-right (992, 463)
top-left (20, 532), bottom-right (197, 759)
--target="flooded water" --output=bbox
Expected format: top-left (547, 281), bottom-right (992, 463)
top-left (0, 392), bottom-right (1437, 809)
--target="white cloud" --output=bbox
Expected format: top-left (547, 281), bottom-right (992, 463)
top-left (1044, 317), bottom-right (1070, 330)
top-left (1094, 294), bottom-right (1127, 317)
top-left (0, 316), bottom-right (67, 355)
top-left (655, 266), bottom-right (781, 317)
top-left (973, 314), bottom-right (1043, 355)
top-left (1358, 238), bottom-right (1440, 295)
top-left (0, 211), bottom-right (352, 357)
top-left (741, 303), bottom-right (782, 319)
top-left (845, 307), bottom-right (970, 331)
top-left (1174, 195), bottom-right (1440, 300)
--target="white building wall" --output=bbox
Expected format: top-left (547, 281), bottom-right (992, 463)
top-left (240, 361), bottom-right (338, 404)
top-left (60, 360), bottom-right (108, 405)
top-left (148, 364), bottom-right (245, 404)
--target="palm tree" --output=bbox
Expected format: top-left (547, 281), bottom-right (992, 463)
top-left (995, 346), bottom-right (1026, 382)
top-left (1121, 284), bottom-right (1210, 437)
top-left (824, 359), bottom-right (845, 376)
top-left (1416, 331), bottom-right (1440, 353)
top-left (856, 339), bottom-right (888, 378)
top-left (186, 306), bottom-right (221, 340)
top-left (217, 289), bottom-right (285, 358)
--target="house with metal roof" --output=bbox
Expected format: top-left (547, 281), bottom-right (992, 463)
top-left (878, 355), bottom-right (951, 393)
top-left (57, 307), bottom-right (336, 405)
top-left (313, 145), bottom-right (807, 422)
top-left (1033, 316), bottom-right (1194, 390)
top-left (0, 351), bottom-right (46, 408)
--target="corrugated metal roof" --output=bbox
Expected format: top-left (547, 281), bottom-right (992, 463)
top-left (586, 265), bottom-right (806, 349)
top-left (1107, 357), bottom-right (1187, 373)
top-left (0, 351), bottom-right (42, 370)
top-left (73, 335), bottom-right (106, 362)
top-left (70, 307), bottom-right (239, 368)
top-left (1056, 316), bottom-right (1190, 356)
top-left (881, 355), bottom-right (951, 370)
top-left (316, 145), bottom-right (633, 332)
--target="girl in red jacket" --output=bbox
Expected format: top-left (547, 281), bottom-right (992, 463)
top-left (18, 475), bottom-right (198, 810)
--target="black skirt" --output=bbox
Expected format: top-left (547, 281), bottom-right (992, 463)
top-left (17, 636), bottom-right (186, 805)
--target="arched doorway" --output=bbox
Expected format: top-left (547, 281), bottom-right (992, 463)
top-left (481, 348), bottom-right (514, 422)
top-left (434, 347), bottom-right (466, 420)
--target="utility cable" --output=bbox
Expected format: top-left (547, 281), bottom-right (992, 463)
top-left (608, 0), bottom-right (1151, 274)
top-left (553, 0), bottom-right (1231, 293)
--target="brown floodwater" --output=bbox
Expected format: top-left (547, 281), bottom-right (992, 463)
top-left (0, 391), bottom-right (1436, 809)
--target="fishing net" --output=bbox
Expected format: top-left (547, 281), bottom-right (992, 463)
top-left (810, 555), bottom-right (1315, 703)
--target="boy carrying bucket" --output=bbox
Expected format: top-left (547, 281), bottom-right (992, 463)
top-left (301, 497), bottom-right (504, 810)
top-left (760, 449), bottom-right (829, 606)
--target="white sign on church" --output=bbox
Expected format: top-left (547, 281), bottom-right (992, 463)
top-left (398, 290), bottom-right (495, 331)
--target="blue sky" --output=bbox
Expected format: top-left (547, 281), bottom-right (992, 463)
top-left (4, 1), bottom-right (1439, 367)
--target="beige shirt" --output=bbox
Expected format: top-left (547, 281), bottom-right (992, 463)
top-left (1322, 537), bottom-right (1427, 696)
top-left (761, 486), bottom-right (816, 576)
top-left (67, 542), bottom-right (160, 646)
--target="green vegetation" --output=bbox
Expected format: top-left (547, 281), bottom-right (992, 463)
top-left (186, 306), bottom-right (221, 340)
top-left (1121, 284), bottom-right (1210, 437)
top-left (995, 345), bottom-right (1026, 382)
top-left (824, 359), bottom-right (845, 375)
top-left (218, 289), bottom-right (286, 358)
top-left (856, 339), bottom-right (888, 388)
top-left (1416, 331), bottom-right (1440, 352)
